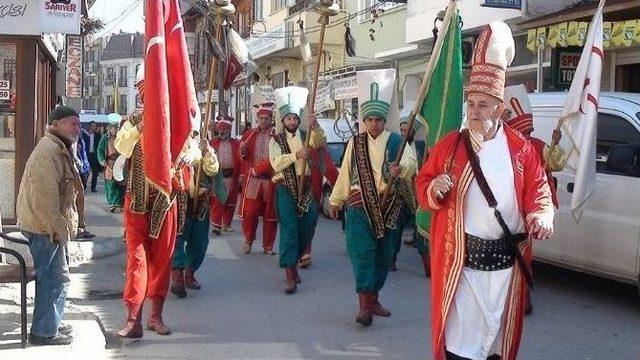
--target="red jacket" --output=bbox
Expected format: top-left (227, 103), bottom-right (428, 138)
top-left (415, 124), bottom-right (553, 360)
top-left (210, 137), bottom-right (241, 206)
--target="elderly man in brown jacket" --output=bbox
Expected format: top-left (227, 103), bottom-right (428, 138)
top-left (16, 106), bottom-right (82, 346)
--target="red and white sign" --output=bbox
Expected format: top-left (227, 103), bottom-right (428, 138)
top-left (0, 0), bottom-right (81, 35)
top-left (66, 36), bottom-right (82, 98)
top-left (39, 0), bottom-right (81, 35)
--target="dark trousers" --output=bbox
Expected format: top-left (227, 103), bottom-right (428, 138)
top-left (87, 153), bottom-right (101, 191)
top-left (80, 172), bottom-right (89, 190)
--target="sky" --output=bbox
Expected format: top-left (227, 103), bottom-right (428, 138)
top-left (89, 0), bottom-right (145, 38)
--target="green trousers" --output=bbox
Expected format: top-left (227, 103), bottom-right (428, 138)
top-left (276, 185), bottom-right (319, 268)
top-left (173, 211), bottom-right (210, 271)
top-left (345, 206), bottom-right (400, 293)
top-left (104, 179), bottom-right (124, 207)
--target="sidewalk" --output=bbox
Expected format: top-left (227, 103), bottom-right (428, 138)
top-left (0, 187), bottom-right (125, 358)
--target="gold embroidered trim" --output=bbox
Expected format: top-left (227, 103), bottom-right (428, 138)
top-left (353, 133), bottom-right (385, 239)
top-left (149, 190), bottom-right (174, 239)
top-left (176, 190), bottom-right (188, 235)
top-left (274, 133), bottom-right (313, 215)
top-left (128, 142), bottom-right (148, 214)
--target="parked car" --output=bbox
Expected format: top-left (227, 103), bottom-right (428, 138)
top-left (529, 92), bottom-right (640, 296)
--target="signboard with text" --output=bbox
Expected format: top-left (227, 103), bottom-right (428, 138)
top-left (0, 0), bottom-right (80, 35)
top-left (332, 75), bottom-right (358, 100)
top-left (552, 46), bottom-right (582, 89)
top-left (39, 0), bottom-right (81, 34)
top-left (66, 36), bottom-right (82, 98)
top-left (246, 24), bottom-right (288, 59)
top-left (315, 81), bottom-right (335, 114)
top-left (0, 80), bottom-right (10, 100)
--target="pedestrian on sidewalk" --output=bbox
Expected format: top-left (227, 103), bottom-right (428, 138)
top-left (170, 131), bottom-right (220, 298)
top-left (16, 105), bottom-right (82, 346)
top-left (415, 22), bottom-right (554, 360)
top-left (72, 135), bottom-right (96, 240)
top-left (81, 121), bottom-right (103, 192)
top-left (269, 87), bottom-right (326, 294)
top-left (97, 119), bottom-right (125, 213)
top-left (329, 69), bottom-right (417, 327)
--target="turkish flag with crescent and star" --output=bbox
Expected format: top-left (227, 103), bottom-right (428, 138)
top-left (143, 0), bottom-right (198, 195)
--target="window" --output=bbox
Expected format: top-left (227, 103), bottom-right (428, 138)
top-left (120, 95), bottom-right (128, 115)
top-left (0, 43), bottom-right (16, 220)
top-left (360, 0), bottom-right (402, 22)
top-left (106, 95), bottom-right (113, 113)
top-left (271, 0), bottom-right (293, 13)
top-left (105, 67), bottom-right (115, 86)
top-left (254, 0), bottom-right (263, 20)
top-left (119, 66), bottom-right (128, 87)
top-left (596, 113), bottom-right (640, 173)
top-left (271, 72), bottom-right (285, 88)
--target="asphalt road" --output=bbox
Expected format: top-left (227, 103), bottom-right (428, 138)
top-left (77, 216), bottom-right (640, 359)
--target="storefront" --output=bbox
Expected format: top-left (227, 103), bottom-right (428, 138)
top-left (515, 0), bottom-right (640, 93)
top-left (0, 0), bottom-right (81, 224)
top-left (0, 36), bottom-right (59, 224)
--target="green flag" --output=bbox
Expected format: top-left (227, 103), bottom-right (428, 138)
top-left (416, 9), bottom-right (464, 236)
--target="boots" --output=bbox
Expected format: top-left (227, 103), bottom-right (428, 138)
top-left (284, 268), bottom-right (297, 294)
top-left (185, 268), bottom-right (202, 290)
top-left (355, 293), bottom-right (373, 327)
top-left (420, 252), bottom-right (431, 278)
top-left (293, 267), bottom-right (301, 284)
top-left (371, 293), bottom-right (391, 317)
top-left (170, 269), bottom-right (187, 298)
top-left (116, 302), bottom-right (143, 338)
top-left (147, 298), bottom-right (171, 335)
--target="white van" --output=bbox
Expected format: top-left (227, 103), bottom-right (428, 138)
top-left (529, 92), bottom-right (640, 294)
top-left (316, 118), bottom-right (354, 217)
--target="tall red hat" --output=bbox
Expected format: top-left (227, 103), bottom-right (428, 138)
top-left (464, 21), bottom-right (515, 102)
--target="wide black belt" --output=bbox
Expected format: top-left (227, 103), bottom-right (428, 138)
top-left (464, 233), bottom-right (527, 271)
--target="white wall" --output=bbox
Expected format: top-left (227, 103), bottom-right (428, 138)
top-left (406, 0), bottom-right (521, 44)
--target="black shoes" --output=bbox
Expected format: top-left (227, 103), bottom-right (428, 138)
top-left (58, 322), bottom-right (73, 335)
top-left (28, 333), bottom-right (73, 346)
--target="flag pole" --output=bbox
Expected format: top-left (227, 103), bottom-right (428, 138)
top-left (297, 1), bottom-right (339, 204)
top-left (379, 0), bottom-right (456, 206)
top-left (192, 5), bottom-right (229, 211)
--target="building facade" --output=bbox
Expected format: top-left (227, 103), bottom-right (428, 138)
top-left (99, 32), bottom-right (144, 115)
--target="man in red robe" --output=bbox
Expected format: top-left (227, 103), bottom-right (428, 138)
top-left (237, 106), bottom-right (277, 255)
top-left (415, 22), bottom-right (554, 360)
top-left (210, 115), bottom-right (242, 234)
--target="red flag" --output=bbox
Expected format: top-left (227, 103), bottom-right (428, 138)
top-left (165, 0), bottom-right (197, 161)
top-left (143, 0), bottom-right (172, 194)
top-left (143, 0), bottom-right (195, 194)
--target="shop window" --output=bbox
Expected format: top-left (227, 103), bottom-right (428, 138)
top-left (0, 43), bottom-right (16, 219)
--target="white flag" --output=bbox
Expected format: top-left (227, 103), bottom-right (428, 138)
top-left (559, 0), bottom-right (605, 222)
